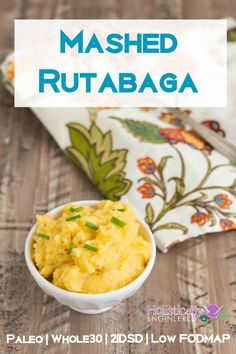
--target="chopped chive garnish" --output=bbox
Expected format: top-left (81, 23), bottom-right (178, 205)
top-left (69, 207), bottom-right (83, 213)
top-left (66, 242), bottom-right (75, 255)
top-left (111, 216), bottom-right (126, 228)
top-left (85, 221), bottom-right (99, 231)
top-left (37, 233), bottom-right (50, 240)
top-left (83, 244), bottom-right (98, 252)
top-left (66, 214), bottom-right (81, 222)
top-left (117, 208), bottom-right (125, 212)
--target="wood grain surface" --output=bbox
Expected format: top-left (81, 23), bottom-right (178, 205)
top-left (0, 1), bottom-right (236, 353)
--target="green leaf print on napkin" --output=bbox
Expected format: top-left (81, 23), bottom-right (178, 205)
top-left (145, 203), bottom-right (155, 224)
top-left (110, 116), bottom-right (167, 144)
top-left (66, 122), bottom-right (132, 201)
top-left (154, 223), bottom-right (188, 234)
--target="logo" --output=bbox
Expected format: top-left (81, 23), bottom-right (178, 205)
top-left (199, 304), bottom-right (228, 323)
top-left (147, 303), bottom-right (228, 323)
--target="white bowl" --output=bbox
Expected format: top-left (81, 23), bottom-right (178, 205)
top-left (25, 200), bottom-right (156, 314)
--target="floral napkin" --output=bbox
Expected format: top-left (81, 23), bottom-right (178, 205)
top-left (1, 20), bottom-right (236, 252)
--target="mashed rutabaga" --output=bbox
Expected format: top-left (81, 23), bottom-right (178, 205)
top-left (32, 200), bottom-right (151, 294)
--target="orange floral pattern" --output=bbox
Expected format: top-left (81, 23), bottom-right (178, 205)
top-left (214, 194), bottom-right (232, 209)
top-left (220, 219), bottom-right (236, 231)
top-left (191, 212), bottom-right (210, 226)
top-left (138, 157), bottom-right (157, 174)
top-left (160, 110), bottom-right (191, 127)
top-left (159, 110), bottom-right (226, 154)
top-left (137, 182), bottom-right (155, 198)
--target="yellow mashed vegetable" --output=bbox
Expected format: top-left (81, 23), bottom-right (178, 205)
top-left (32, 200), bottom-right (151, 294)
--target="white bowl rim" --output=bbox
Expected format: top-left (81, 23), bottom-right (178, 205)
top-left (25, 200), bottom-right (156, 300)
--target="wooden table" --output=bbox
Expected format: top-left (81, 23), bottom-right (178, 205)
top-left (0, 1), bottom-right (236, 353)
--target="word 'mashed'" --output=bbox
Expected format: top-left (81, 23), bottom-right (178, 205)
top-left (60, 30), bottom-right (178, 54)
top-left (38, 29), bottom-right (198, 94)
